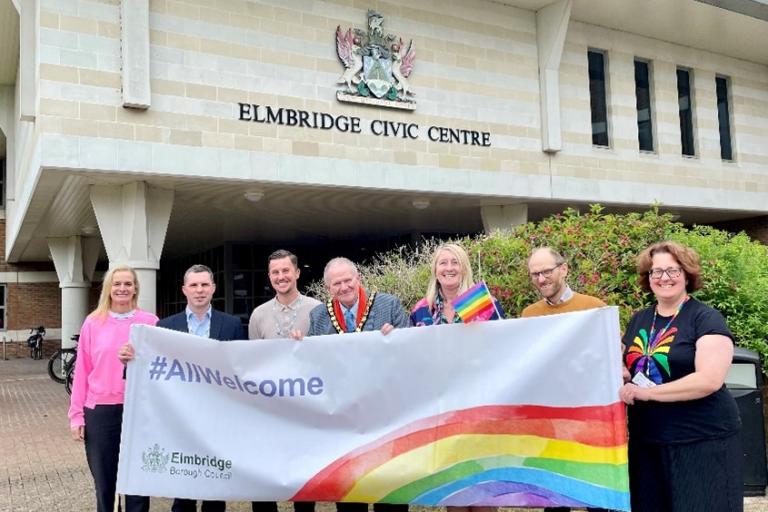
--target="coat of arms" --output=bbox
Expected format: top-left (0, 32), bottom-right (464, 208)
top-left (141, 443), bottom-right (170, 473)
top-left (335, 10), bottom-right (416, 110)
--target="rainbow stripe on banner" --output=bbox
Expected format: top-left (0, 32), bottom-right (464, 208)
top-left (292, 403), bottom-right (630, 510)
top-left (451, 281), bottom-right (497, 323)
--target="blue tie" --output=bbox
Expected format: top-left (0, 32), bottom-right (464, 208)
top-left (345, 310), bottom-right (356, 332)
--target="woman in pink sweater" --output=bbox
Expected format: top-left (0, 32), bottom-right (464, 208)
top-left (68, 265), bottom-right (158, 512)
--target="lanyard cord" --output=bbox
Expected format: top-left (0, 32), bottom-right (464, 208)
top-left (648, 295), bottom-right (689, 350)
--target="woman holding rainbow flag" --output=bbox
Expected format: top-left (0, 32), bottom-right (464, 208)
top-left (409, 243), bottom-right (503, 512)
top-left (409, 242), bottom-right (503, 327)
top-left (411, 243), bottom-right (504, 327)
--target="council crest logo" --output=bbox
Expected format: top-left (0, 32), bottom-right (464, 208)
top-left (335, 10), bottom-right (416, 110)
top-left (141, 443), bottom-right (170, 473)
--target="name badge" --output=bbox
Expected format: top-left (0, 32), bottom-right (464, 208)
top-left (631, 372), bottom-right (657, 389)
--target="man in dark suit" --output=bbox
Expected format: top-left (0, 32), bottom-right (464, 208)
top-left (162, 264), bottom-right (245, 512)
top-left (307, 257), bottom-right (408, 512)
top-left (159, 264), bottom-right (244, 343)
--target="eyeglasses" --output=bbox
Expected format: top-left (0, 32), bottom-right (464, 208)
top-left (529, 263), bottom-right (563, 280)
top-left (649, 267), bottom-right (683, 280)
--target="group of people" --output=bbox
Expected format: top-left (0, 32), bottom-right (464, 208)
top-left (68, 240), bottom-right (743, 512)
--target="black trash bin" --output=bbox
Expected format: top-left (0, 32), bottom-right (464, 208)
top-left (726, 347), bottom-right (768, 496)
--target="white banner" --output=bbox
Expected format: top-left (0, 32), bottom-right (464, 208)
top-left (117, 307), bottom-right (630, 510)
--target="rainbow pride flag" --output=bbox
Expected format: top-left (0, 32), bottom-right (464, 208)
top-left (451, 281), bottom-right (498, 323)
top-left (292, 403), bottom-right (629, 510)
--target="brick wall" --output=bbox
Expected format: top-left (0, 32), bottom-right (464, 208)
top-left (0, 337), bottom-right (59, 359)
top-left (0, 217), bottom-right (62, 358)
top-left (7, 283), bottom-right (61, 331)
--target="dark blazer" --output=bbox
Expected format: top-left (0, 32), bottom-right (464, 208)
top-left (307, 291), bottom-right (409, 336)
top-left (160, 308), bottom-right (243, 511)
top-left (158, 309), bottom-right (245, 341)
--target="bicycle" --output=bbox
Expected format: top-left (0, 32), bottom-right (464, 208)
top-left (27, 326), bottom-right (45, 360)
top-left (65, 363), bottom-right (75, 395)
top-left (47, 334), bottom-right (79, 384)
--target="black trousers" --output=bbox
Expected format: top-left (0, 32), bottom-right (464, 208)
top-left (172, 498), bottom-right (226, 511)
top-left (251, 502), bottom-right (315, 512)
top-left (628, 433), bottom-right (743, 512)
top-left (83, 405), bottom-right (149, 512)
top-left (336, 503), bottom-right (408, 512)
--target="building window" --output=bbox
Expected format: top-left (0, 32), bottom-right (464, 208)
top-left (677, 68), bottom-right (695, 156)
top-left (0, 284), bottom-right (6, 330)
top-left (588, 49), bottom-right (609, 147)
top-left (634, 59), bottom-right (654, 152)
top-left (716, 75), bottom-right (733, 161)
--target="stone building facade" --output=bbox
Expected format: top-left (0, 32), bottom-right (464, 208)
top-left (0, 0), bottom-right (765, 346)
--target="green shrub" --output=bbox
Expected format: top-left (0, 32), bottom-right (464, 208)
top-left (324, 206), bottom-right (768, 367)
top-left (671, 226), bottom-right (768, 358)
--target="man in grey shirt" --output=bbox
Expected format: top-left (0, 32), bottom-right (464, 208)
top-left (248, 249), bottom-right (320, 512)
top-left (249, 249), bottom-right (321, 341)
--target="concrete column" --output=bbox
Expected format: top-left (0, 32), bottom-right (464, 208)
top-left (536, 0), bottom-right (572, 153)
top-left (19, 0), bottom-right (39, 122)
top-left (481, 204), bottom-right (528, 233)
top-left (90, 182), bottom-right (173, 313)
top-left (0, 86), bottom-right (15, 201)
top-left (120, 0), bottom-right (151, 109)
top-left (48, 236), bottom-right (101, 348)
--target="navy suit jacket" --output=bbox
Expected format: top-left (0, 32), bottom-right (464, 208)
top-left (307, 291), bottom-right (409, 336)
top-left (158, 309), bottom-right (245, 341)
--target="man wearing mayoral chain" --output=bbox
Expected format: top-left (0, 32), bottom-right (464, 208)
top-left (306, 257), bottom-right (409, 512)
top-left (307, 257), bottom-right (408, 337)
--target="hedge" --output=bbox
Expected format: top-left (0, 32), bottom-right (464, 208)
top-left (309, 206), bottom-right (768, 365)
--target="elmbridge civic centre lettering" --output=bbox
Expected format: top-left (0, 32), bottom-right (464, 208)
top-left (237, 103), bottom-right (492, 147)
top-left (147, 355), bottom-right (324, 398)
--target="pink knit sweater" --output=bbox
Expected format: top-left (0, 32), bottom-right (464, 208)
top-left (68, 310), bottom-right (158, 428)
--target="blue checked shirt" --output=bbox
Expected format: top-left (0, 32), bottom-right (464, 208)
top-left (186, 306), bottom-right (212, 338)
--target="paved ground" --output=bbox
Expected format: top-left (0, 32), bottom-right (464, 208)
top-left (2, 356), bottom-right (767, 512)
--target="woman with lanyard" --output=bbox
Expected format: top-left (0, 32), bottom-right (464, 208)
top-left (619, 241), bottom-right (742, 512)
top-left (69, 265), bottom-right (158, 512)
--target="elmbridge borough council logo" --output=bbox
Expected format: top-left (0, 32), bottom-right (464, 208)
top-left (141, 443), bottom-right (170, 473)
top-left (335, 10), bottom-right (416, 110)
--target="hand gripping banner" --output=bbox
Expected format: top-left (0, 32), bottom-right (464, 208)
top-left (117, 307), bottom-right (630, 510)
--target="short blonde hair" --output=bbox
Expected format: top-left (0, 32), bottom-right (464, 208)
top-left (90, 265), bottom-right (140, 319)
top-left (425, 243), bottom-right (474, 309)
